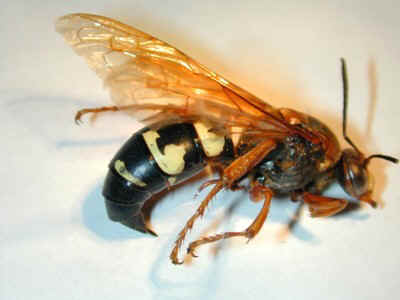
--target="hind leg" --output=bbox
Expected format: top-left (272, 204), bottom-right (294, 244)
top-left (187, 183), bottom-right (272, 258)
top-left (169, 181), bottom-right (224, 265)
top-left (169, 139), bottom-right (277, 264)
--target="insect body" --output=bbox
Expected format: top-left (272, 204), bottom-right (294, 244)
top-left (56, 13), bottom-right (398, 264)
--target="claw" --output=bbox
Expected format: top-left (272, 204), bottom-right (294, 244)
top-left (170, 254), bottom-right (184, 265)
top-left (187, 246), bottom-right (199, 258)
top-left (245, 229), bottom-right (255, 243)
top-left (74, 112), bottom-right (83, 125)
top-left (169, 247), bottom-right (184, 265)
top-left (171, 259), bottom-right (184, 265)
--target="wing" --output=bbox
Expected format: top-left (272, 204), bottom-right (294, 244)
top-left (55, 13), bottom-right (292, 134)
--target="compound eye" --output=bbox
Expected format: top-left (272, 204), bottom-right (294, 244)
top-left (337, 149), bottom-right (370, 198)
top-left (346, 161), bottom-right (370, 197)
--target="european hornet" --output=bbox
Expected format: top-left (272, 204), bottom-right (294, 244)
top-left (56, 13), bottom-right (398, 264)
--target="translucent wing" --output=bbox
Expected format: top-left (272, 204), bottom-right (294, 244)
top-left (55, 13), bottom-right (290, 133)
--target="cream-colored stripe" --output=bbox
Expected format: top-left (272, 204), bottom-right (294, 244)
top-left (142, 130), bottom-right (186, 175)
top-left (114, 160), bottom-right (147, 187)
top-left (194, 121), bottom-right (225, 157)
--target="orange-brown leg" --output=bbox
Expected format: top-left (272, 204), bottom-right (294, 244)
top-left (302, 192), bottom-right (348, 217)
top-left (169, 139), bottom-right (277, 265)
top-left (75, 105), bottom-right (122, 124)
top-left (169, 181), bottom-right (224, 265)
top-left (74, 103), bottom-right (190, 124)
top-left (223, 139), bottom-right (276, 186)
top-left (186, 184), bottom-right (272, 258)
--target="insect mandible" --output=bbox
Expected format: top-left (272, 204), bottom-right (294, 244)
top-left (56, 13), bottom-right (398, 265)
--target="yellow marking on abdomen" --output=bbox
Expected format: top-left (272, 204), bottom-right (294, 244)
top-left (114, 160), bottom-right (147, 187)
top-left (194, 121), bottom-right (225, 157)
top-left (142, 130), bottom-right (186, 175)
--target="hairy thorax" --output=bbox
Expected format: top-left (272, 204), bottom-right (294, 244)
top-left (254, 135), bottom-right (325, 193)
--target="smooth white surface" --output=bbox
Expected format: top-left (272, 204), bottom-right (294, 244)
top-left (1, 1), bottom-right (400, 300)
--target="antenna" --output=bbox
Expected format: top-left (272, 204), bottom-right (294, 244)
top-left (341, 58), bottom-right (361, 153)
top-left (364, 154), bottom-right (399, 167)
top-left (340, 58), bottom-right (398, 166)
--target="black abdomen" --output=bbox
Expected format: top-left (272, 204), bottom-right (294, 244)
top-left (102, 121), bottom-right (234, 233)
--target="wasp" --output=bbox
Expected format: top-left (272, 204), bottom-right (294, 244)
top-left (56, 13), bottom-right (398, 265)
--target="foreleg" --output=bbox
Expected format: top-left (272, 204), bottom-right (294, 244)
top-left (302, 192), bottom-right (348, 217)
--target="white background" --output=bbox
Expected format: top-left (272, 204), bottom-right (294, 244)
top-left (1, 1), bottom-right (399, 299)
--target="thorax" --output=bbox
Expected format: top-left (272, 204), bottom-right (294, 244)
top-left (237, 108), bottom-right (341, 193)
